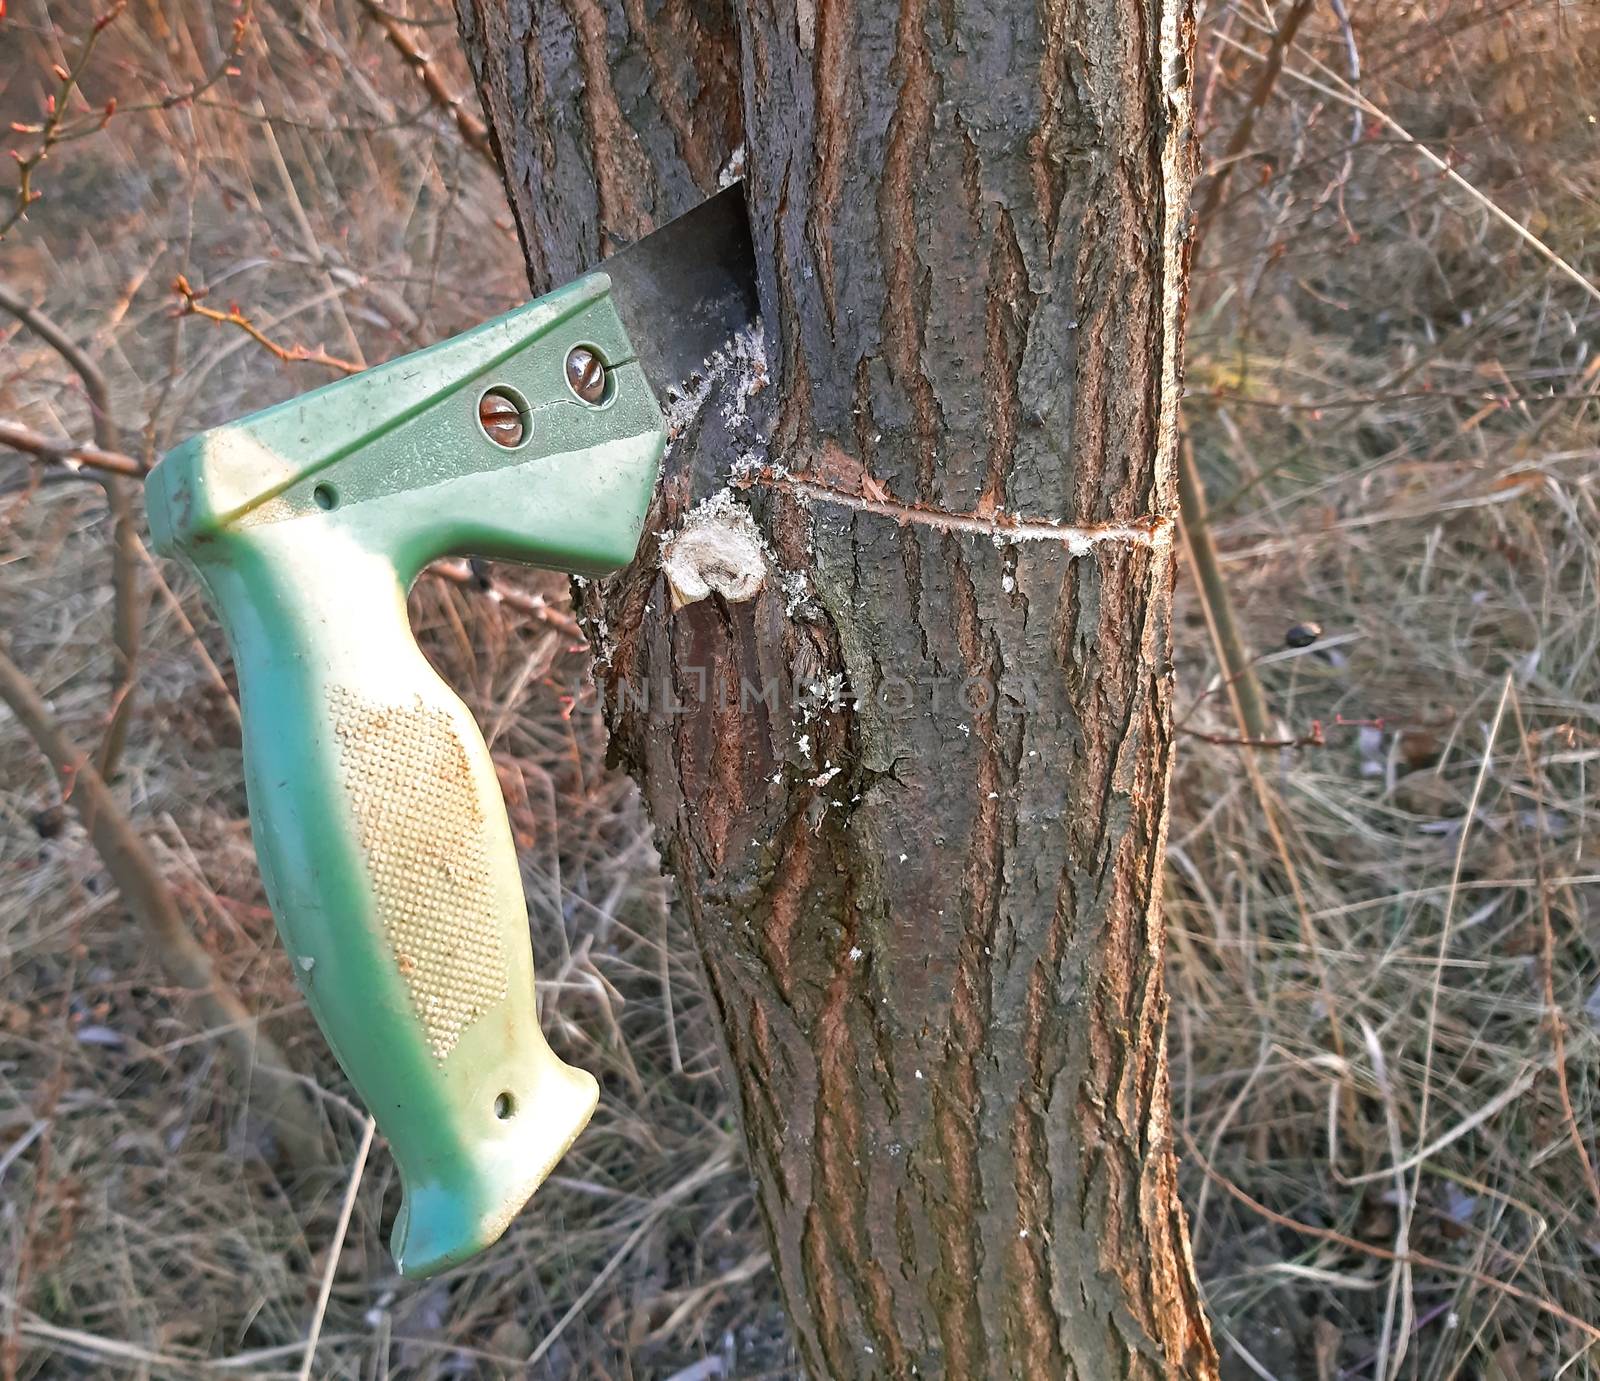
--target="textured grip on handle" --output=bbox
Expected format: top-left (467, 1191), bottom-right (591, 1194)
top-left (195, 525), bottom-right (599, 1278)
top-left (326, 685), bottom-right (509, 1063)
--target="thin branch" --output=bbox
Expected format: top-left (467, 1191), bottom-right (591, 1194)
top-left (1189, 385), bottom-right (1600, 413)
top-left (1189, 0), bottom-right (1318, 268)
top-left (0, 289), bottom-right (119, 441)
top-left (356, 0), bottom-right (499, 169)
top-left (1509, 687), bottom-right (1600, 1219)
top-left (1216, 27), bottom-right (1600, 309)
top-left (1176, 7), bottom-right (1359, 1116)
top-left (1177, 434), bottom-right (1271, 744)
top-left (1, 2), bottom-right (127, 240)
top-left (1179, 1124), bottom-right (1600, 1346)
top-left (4, 3), bottom-right (252, 161)
top-left (2, 992), bottom-right (72, 1381)
top-left (1176, 1), bottom-right (1319, 757)
top-left (429, 559), bottom-right (586, 640)
top-left (1182, 723), bottom-right (1320, 751)
top-left (0, 641), bottom-right (325, 1169)
top-left (0, 418), bottom-right (146, 477)
top-left (128, 530), bottom-right (241, 728)
top-left (0, 284), bottom-right (142, 778)
top-left (1410, 676), bottom-right (1511, 1203)
top-left (83, 3), bottom-right (253, 120)
top-left (1180, 433), bottom-right (1353, 1086)
top-left (172, 274), bottom-right (364, 375)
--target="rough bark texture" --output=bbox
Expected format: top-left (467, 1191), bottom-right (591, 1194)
top-left (457, 0), bottom-right (1215, 1374)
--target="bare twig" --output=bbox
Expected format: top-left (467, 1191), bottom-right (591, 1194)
top-left (172, 274), bottom-right (364, 375)
top-left (525, 1147), bottom-right (738, 1368)
top-left (1180, 714), bottom-right (1386, 751)
top-left (1180, 446), bottom-right (1353, 1089)
top-left (129, 531), bottom-right (242, 727)
top-left (1174, 3), bottom-right (1357, 1104)
top-left (0, 426), bottom-right (584, 644)
top-left (1180, 1124), bottom-right (1600, 1346)
top-left (0, 642), bottom-right (324, 1168)
top-left (1190, 0), bottom-right (1318, 268)
top-left (356, 0), bottom-right (499, 169)
top-left (0, 419), bottom-right (146, 477)
top-left (1410, 676), bottom-right (1511, 1213)
top-left (1189, 384), bottom-right (1600, 412)
top-left (1, 1005), bottom-right (72, 1381)
top-left (4, 0), bottom-right (253, 215)
top-left (1228, 30), bottom-right (1600, 309)
top-left (1, 2), bottom-right (128, 240)
top-left (97, 4), bottom-right (253, 118)
top-left (0, 284), bottom-right (142, 778)
top-left (1507, 688), bottom-right (1600, 1217)
top-left (429, 558), bottom-right (586, 640)
top-left (1178, 433), bottom-right (1271, 745)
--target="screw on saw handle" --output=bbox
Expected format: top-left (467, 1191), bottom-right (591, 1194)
top-left (144, 277), bottom-right (666, 1276)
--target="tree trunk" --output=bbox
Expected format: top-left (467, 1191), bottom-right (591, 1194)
top-left (456, 0), bottom-right (1215, 1374)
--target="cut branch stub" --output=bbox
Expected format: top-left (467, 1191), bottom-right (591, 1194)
top-left (660, 493), bottom-right (770, 609)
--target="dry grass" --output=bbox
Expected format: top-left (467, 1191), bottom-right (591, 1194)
top-left (0, 0), bottom-right (1596, 1377)
top-left (1175, 3), bottom-right (1600, 1375)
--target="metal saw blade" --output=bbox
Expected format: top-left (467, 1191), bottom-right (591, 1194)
top-left (599, 185), bottom-right (760, 400)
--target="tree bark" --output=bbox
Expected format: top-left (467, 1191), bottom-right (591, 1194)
top-left (457, 0), bottom-right (1215, 1374)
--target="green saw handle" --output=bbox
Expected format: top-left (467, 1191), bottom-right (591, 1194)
top-left (145, 276), bottom-right (665, 1276)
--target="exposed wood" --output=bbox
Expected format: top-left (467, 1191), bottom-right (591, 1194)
top-left (458, 0), bottom-right (1215, 1372)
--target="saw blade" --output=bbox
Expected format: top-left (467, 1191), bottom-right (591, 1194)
top-left (599, 185), bottom-right (761, 400)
